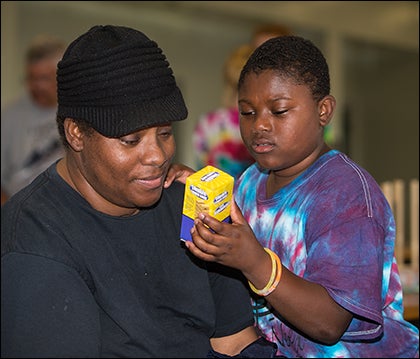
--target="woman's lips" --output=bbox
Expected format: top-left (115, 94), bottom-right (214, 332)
top-left (133, 176), bottom-right (163, 189)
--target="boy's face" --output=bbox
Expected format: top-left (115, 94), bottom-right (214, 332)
top-left (69, 122), bottom-right (176, 214)
top-left (238, 69), bottom-right (326, 176)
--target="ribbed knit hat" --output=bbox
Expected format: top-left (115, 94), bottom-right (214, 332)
top-left (57, 25), bottom-right (188, 137)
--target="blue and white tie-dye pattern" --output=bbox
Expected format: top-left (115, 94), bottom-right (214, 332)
top-left (235, 150), bottom-right (419, 358)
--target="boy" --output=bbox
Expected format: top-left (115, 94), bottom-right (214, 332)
top-left (187, 36), bottom-right (419, 357)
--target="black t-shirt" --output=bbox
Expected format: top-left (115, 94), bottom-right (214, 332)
top-left (1, 163), bottom-right (254, 358)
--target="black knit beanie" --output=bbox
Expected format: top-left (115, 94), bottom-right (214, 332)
top-left (57, 25), bottom-right (188, 137)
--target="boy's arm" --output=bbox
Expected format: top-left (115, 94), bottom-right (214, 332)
top-left (209, 327), bottom-right (278, 358)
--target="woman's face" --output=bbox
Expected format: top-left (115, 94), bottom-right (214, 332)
top-left (69, 122), bottom-right (176, 215)
top-left (238, 69), bottom-right (327, 179)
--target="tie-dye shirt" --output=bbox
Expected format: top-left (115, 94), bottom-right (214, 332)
top-left (235, 149), bottom-right (419, 358)
top-left (193, 107), bottom-right (254, 179)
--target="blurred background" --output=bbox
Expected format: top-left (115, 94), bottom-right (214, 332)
top-left (1, 1), bottom-right (418, 183)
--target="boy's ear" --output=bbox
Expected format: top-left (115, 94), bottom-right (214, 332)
top-left (318, 95), bottom-right (336, 127)
top-left (64, 118), bottom-right (84, 152)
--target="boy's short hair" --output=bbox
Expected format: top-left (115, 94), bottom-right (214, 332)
top-left (239, 35), bottom-right (330, 101)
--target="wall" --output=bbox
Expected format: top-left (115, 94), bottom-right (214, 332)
top-left (345, 39), bottom-right (419, 182)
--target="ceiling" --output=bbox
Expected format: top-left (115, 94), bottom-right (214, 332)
top-left (117, 1), bottom-right (419, 51)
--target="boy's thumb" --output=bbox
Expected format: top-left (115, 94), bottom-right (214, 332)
top-left (230, 197), bottom-right (246, 225)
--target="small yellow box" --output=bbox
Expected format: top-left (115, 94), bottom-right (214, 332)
top-left (180, 165), bottom-right (234, 242)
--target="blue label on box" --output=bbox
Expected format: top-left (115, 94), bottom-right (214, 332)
top-left (180, 214), bottom-right (231, 242)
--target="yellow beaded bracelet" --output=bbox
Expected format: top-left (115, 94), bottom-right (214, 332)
top-left (248, 248), bottom-right (282, 296)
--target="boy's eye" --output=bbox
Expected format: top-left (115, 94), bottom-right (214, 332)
top-left (273, 109), bottom-right (288, 115)
top-left (239, 110), bottom-right (255, 116)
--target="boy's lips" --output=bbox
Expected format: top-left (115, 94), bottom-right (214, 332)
top-left (251, 139), bottom-right (275, 154)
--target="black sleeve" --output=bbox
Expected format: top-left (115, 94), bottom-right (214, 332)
top-left (207, 262), bottom-right (255, 338)
top-left (1, 253), bottom-right (101, 358)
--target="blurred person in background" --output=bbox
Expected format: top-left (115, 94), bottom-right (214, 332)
top-left (193, 43), bottom-right (255, 179)
top-left (193, 24), bottom-right (291, 179)
top-left (1, 35), bottom-right (66, 205)
top-left (251, 23), bottom-right (292, 48)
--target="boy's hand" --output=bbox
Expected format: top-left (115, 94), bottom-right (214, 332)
top-left (187, 198), bottom-right (264, 275)
top-left (164, 163), bottom-right (195, 188)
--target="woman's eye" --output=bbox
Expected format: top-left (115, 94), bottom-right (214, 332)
top-left (162, 129), bottom-right (173, 136)
top-left (158, 129), bottom-right (173, 138)
top-left (120, 138), bottom-right (139, 145)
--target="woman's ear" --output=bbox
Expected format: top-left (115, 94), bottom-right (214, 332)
top-left (64, 118), bottom-right (84, 152)
top-left (318, 95), bottom-right (336, 127)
